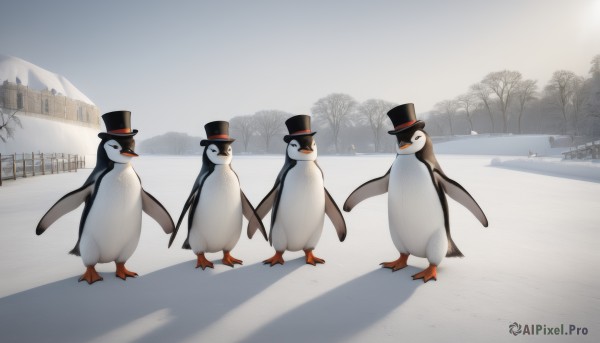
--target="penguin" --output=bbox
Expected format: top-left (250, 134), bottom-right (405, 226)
top-left (343, 103), bottom-right (488, 282)
top-left (36, 111), bottom-right (175, 284)
top-left (169, 121), bottom-right (267, 269)
top-left (247, 115), bottom-right (346, 266)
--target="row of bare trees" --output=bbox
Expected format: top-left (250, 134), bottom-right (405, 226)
top-left (429, 55), bottom-right (600, 137)
top-left (229, 95), bottom-right (399, 154)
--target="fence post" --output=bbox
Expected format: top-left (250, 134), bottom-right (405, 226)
top-left (22, 153), bottom-right (26, 178)
top-left (13, 154), bottom-right (16, 180)
top-left (41, 153), bottom-right (45, 175)
top-left (0, 153), bottom-right (3, 187)
top-left (32, 152), bottom-right (35, 177)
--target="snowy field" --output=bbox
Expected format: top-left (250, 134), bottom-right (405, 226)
top-left (0, 152), bottom-right (599, 342)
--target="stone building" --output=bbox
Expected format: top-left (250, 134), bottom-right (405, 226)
top-left (0, 80), bottom-right (100, 128)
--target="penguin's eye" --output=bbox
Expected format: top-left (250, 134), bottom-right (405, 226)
top-left (415, 136), bottom-right (422, 141)
top-left (110, 145), bottom-right (119, 149)
top-left (211, 149), bottom-right (217, 152)
top-left (291, 143), bottom-right (298, 147)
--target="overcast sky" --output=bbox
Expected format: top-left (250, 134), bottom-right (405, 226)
top-left (2, 0), bottom-right (599, 139)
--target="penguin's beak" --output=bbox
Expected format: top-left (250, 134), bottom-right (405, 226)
top-left (120, 148), bottom-right (139, 157)
top-left (218, 152), bottom-right (230, 156)
top-left (299, 147), bottom-right (313, 154)
top-left (399, 142), bottom-right (412, 150)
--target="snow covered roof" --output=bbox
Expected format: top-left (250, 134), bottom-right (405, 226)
top-left (0, 54), bottom-right (95, 106)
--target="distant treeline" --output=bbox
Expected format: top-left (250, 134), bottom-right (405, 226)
top-left (426, 54), bottom-right (600, 139)
top-left (140, 54), bottom-right (600, 155)
top-left (138, 132), bottom-right (203, 155)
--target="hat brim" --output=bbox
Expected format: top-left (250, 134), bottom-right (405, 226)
top-left (387, 121), bottom-right (425, 135)
top-left (200, 138), bottom-right (236, 146)
top-left (98, 129), bottom-right (138, 139)
top-left (284, 131), bottom-right (317, 143)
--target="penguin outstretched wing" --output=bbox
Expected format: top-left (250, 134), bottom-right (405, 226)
top-left (325, 189), bottom-right (347, 241)
top-left (35, 182), bottom-right (95, 235)
top-left (343, 168), bottom-right (391, 212)
top-left (250, 158), bottom-right (296, 245)
top-left (311, 161), bottom-right (346, 240)
top-left (253, 181), bottom-right (282, 245)
top-left (142, 189), bottom-right (175, 234)
top-left (241, 191), bottom-right (268, 240)
top-left (230, 168), bottom-right (268, 240)
top-left (433, 169), bottom-right (488, 227)
top-left (169, 171), bottom-right (209, 248)
top-left (131, 171), bottom-right (176, 236)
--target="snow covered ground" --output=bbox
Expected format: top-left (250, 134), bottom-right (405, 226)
top-left (491, 157), bottom-right (600, 183)
top-left (0, 152), bottom-right (598, 342)
top-left (0, 114), bottom-right (100, 156)
top-left (434, 134), bottom-right (563, 156)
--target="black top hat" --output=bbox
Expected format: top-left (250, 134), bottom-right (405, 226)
top-left (98, 110), bottom-right (138, 138)
top-left (284, 115), bottom-right (316, 142)
top-left (387, 103), bottom-right (425, 135)
top-left (200, 121), bottom-right (235, 146)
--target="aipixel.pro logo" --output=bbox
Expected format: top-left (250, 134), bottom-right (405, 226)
top-left (508, 322), bottom-right (588, 336)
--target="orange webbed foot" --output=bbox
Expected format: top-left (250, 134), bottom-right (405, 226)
top-left (412, 264), bottom-right (437, 283)
top-left (263, 251), bottom-right (285, 266)
top-left (304, 249), bottom-right (325, 266)
top-left (79, 266), bottom-right (103, 284)
top-left (115, 262), bottom-right (138, 280)
top-left (222, 251), bottom-right (243, 268)
top-left (196, 253), bottom-right (214, 270)
top-left (380, 253), bottom-right (409, 272)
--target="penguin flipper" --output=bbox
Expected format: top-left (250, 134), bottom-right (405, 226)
top-left (325, 188), bottom-right (347, 242)
top-left (255, 182), bottom-right (279, 220)
top-left (433, 169), bottom-right (488, 227)
top-left (242, 191), bottom-right (268, 240)
top-left (142, 189), bottom-right (176, 234)
top-left (343, 168), bottom-right (391, 212)
top-left (169, 184), bottom-right (200, 248)
top-left (252, 182), bottom-right (280, 245)
top-left (36, 183), bottom-right (94, 235)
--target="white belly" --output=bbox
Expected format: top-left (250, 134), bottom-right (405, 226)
top-left (272, 161), bottom-right (325, 252)
top-left (189, 166), bottom-right (242, 253)
top-left (388, 155), bottom-right (445, 258)
top-left (80, 163), bottom-right (142, 265)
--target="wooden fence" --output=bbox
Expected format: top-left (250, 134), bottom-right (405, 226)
top-left (562, 140), bottom-right (600, 160)
top-left (0, 153), bottom-right (86, 186)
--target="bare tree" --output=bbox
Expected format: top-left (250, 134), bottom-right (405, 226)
top-left (356, 99), bottom-right (396, 152)
top-left (514, 79), bottom-right (538, 134)
top-left (470, 82), bottom-right (495, 132)
top-left (571, 76), bottom-right (589, 136)
top-left (546, 70), bottom-right (577, 134)
top-left (482, 70), bottom-right (522, 133)
top-left (424, 112), bottom-right (445, 136)
top-left (435, 99), bottom-right (459, 135)
top-left (230, 115), bottom-right (255, 152)
top-left (0, 108), bottom-right (22, 143)
top-left (254, 110), bottom-right (287, 153)
top-left (456, 93), bottom-right (478, 133)
top-left (590, 54), bottom-right (600, 76)
top-left (311, 93), bottom-right (357, 153)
